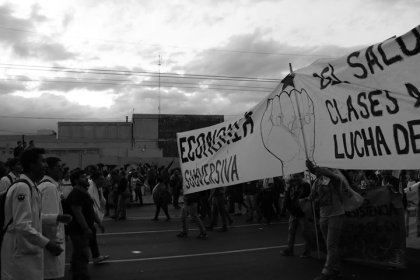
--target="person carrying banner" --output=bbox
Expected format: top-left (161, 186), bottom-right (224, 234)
top-left (259, 178), bottom-right (275, 224)
top-left (281, 172), bottom-right (311, 258)
top-left (177, 191), bottom-right (207, 239)
top-left (244, 180), bottom-right (259, 222)
top-left (206, 187), bottom-right (233, 232)
top-left (306, 160), bottom-right (349, 280)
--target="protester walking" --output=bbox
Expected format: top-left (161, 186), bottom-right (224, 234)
top-left (88, 171), bottom-right (110, 264)
top-left (66, 169), bottom-right (106, 280)
top-left (259, 178), bottom-right (276, 224)
top-left (13, 141), bottom-right (24, 158)
top-left (1, 148), bottom-right (68, 280)
top-left (177, 191), bottom-right (208, 239)
top-left (207, 187), bottom-right (233, 232)
top-left (244, 180), bottom-right (259, 222)
top-left (152, 176), bottom-right (171, 221)
top-left (306, 160), bottom-right (348, 280)
top-left (38, 157), bottom-right (70, 280)
top-left (130, 171), bottom-right (143, 206)
top-left (281, 173), bottom-right (311, 258)
top-left (115, 171), bottom-right (129, 220)
top-left (170, 168), bottom-right (182, 209)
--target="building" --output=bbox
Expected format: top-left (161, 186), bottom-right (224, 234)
top-left (0, 114), bottom-right (224, 169)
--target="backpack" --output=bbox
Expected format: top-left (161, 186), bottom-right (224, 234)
top-left (6, 175), bottom-right (13, 186)
top-left (0, 179), bottom-right (31, 244)
top-left (39, 178), bottom-right (53, 185)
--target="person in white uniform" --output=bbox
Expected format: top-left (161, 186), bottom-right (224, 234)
top-left (87, 170), bottom-right (109, 264)
top-left (1, 148), bottom-right (71, 280)
top-left (37, 157), bottom-right (68, 280)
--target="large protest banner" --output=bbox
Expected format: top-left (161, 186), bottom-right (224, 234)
top-left (294, 25), bottom-right (420, 170)
top-left (177, 25), bottom-right (420, 194)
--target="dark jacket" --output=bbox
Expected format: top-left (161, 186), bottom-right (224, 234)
top-left (284, 182), bottom-right (310, 217)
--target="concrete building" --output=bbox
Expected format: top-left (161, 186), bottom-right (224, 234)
top-left (0, 114), bottom-right (224, 169)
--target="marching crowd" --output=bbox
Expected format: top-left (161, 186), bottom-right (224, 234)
top-left (0, 141), bottom-right (417, 280)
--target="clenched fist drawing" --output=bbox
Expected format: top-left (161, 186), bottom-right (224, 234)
top-left (260, 86), bottom-right (315, 172)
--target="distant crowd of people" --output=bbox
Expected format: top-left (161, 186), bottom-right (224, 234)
top-left (0, 141), bottom-right (417, 280)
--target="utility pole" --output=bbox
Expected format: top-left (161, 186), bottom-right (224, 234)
top-left (158, 54), bottom-right (161, 115)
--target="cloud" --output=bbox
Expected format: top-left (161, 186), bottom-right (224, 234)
top-left (0, 92), bottom-right (127, 134)
top-left (0, 80), bottom-right (26, 95)
top-left (29, 3), bottom-right (48, 23)
top-left (37, 77), bottom-right (120, 92)
top-left (155, 30), bottom-right (364, 115)
top-left (184, 29), bottom-right (360, 78)
top-left (0, 4), bottom-right (33, 45)
top-left (36, 65), bottom-right (153, 92)
top-left (0, 3), bottom-right (76, 61)
top-left (14, 42), bottom-right (75, 61)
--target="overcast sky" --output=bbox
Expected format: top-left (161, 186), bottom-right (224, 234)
top-left (0, 0), bottom-right (418, 135)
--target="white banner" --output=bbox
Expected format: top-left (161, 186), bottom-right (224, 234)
top-left (177, 25), bottom-right (420, 194)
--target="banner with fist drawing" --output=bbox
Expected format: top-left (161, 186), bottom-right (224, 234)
top-left (260, 86), bottom-right (315, 172)
top-left (177, 25), bottom-right (420, 194)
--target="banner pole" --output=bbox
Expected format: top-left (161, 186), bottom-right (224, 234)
top-left (289, 63), bottom-right (320, 259)
top-left (289, 63), bottom-right (309, 159)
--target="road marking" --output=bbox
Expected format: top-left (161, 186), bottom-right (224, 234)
top-left (66, 243), bottom-right (303, 265)
top-left (104, 216), bottom-right (182, 221)
top-left (104, 214), bottom-right (274, 221)
top-left (99, 222), bottom-right (287, 236)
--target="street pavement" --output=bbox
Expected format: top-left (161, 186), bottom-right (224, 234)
top-left (63, 195), bottom-right (418, 280)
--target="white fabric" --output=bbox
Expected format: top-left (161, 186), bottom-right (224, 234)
top-left (88, 179), bottom-right (106, 222)
top-left (1, 174), bottom-right (50, 280)
top-left (177, 25), bottom-right (420, 194)
top-left (0, 172), bottom-right (19, 194)
top-left (60, 178), bottom-right (73, 199)
top-left (37, 175), bottom-right (65, 279)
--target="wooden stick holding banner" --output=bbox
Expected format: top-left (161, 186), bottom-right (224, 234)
top-left (289, 62), bottom-right (320, 259)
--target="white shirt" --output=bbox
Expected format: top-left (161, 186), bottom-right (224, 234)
top-left (1, 174), bottom-right (57, 280)
top-left (59, 178), bottom-right (73, 199)
top-left (404, 181), bottom-right (419, 210)
top-left (0, 172), bottom-right (19, 194)
top-left (262, 178), bottom-right (274, 189)
top-left (88, 180), bottom-right (106, 222)
top-left (37, 175), bottom-right (65, 279)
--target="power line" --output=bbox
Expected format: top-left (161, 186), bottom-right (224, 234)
top-left (0, 76), bottom-right (276, 90)
top-left (0, 114), bottom-right (245, 121)
top-left (0, 78), bottom-right (273, 93)
top-left (0, 63), bottom-right (281, 82)
top-left (0, 128), bottom-right (27, 134)
top-left (0, 26), bottom-right (334, 58)
top-left (0, 115), bottom-right (128, 121)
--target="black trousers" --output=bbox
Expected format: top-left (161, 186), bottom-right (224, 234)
top-left (89, 226), bottom-right (100, 259)
top-left (154, 202), bottom-right (170, 219)
top-left (173, 190), bottom-right (180, 207)
top-left (70, 234), bottom-right (91, 280)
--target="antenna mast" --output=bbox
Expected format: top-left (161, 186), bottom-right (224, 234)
top-left (158, 54), bottom-right (161, 115)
